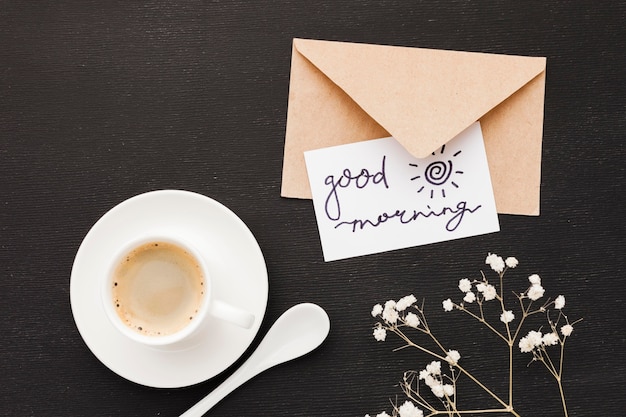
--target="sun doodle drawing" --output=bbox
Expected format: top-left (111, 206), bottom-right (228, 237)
top-left (409, 144), bottom-right (464, 199)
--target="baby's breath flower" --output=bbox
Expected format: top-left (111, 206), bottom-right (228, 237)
top-left (445, 349), bottom-right (461, 365)
top-left (443, 384), bottom-right (455, 397)
top-left (405, 312), bottom-right (420, 328)
top-left (519, 336), bottom-right (534, 353)
top-left (426, 360), bottom-right (441, 375)
top-left (542, 332), bottom-right (560, 346)
top-left (528, 274), bottom-right (541, 285)
top-left (382, 301), bottom-right (399, 324)
top-left (561, 324), bottom-right (574, 337)
top-left (376, 412), bottom-right (390, 417)
top-left (500, 310), bottom-right (515, 324)
top-left (485, 253), bottom-right (505, 273)
top-left (463, 291), bottom-right (476, 303)
top-left (458, 278), bottom-right (472, 293)
top-left (442, 298), bottom-right (453, 312)
top-left (431, 383), bottom-right (445, 398)
top-left (505, 256), bottom-right (519, 268)
top-left (474, 282), bottom-right (497, 300)
top-left (373, 327), bottom-right (387, 342)
top-left (482, 284), bottom-right (497, 301)
top-left (424, 374), bottom-right (437, 388)
top-left (371, 304), bottom-right (383, 317)
top-left (554, 295), bottom-right (566, 310)
top-left (398, 400), bottom-right (424, 417)
top-left (382, 309), bottom-right (399, 325)
top-left (396, 294), bottom-right (417, 311)
top-left (520, 330), bottom-right (544, 353)
top-left (527, 284), bottom-right (545, 301)
top-left (527, 330), bottom-right (543, 347)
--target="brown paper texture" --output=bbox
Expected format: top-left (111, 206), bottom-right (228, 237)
top-left (281, 38), bottom-right (546, 216)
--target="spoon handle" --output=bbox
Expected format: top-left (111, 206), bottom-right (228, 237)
top-left (179, 303), bottom-right (330, 417)
top-left (179, 361), bottom-right (259, 417)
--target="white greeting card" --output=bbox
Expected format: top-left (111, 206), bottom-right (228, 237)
top-left (304, 122), bottom-right (500, 261)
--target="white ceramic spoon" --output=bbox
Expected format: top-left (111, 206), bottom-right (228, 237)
top-left (180, 303), bottom-right (331, 417)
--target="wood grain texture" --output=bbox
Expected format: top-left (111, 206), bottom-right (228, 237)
top-left (1, 1), bottom-right (624, 416)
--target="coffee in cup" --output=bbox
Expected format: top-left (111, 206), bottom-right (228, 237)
top-left (111, 240), bottom-right (205, 337)
top-left (102, 235), bottom-right (255, 348)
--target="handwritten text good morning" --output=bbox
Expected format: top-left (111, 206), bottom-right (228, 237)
top-left (305, 122), bottom-right (499, 261)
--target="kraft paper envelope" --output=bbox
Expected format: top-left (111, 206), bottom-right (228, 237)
top-left (281, 38), bottom-right (547, 215)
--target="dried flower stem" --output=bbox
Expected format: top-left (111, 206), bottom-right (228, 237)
top-left (367, 254), bottom-right (580, 417)
top-left (395, 312), bottom-right (513, 414)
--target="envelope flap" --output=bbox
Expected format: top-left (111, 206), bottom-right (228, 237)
top-left (294, 38), bottom-right (546, 157)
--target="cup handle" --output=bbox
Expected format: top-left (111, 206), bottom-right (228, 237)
top-left (209, 300), bottom-right (255, 329)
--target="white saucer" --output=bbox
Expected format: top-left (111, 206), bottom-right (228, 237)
top-left (70, 190), bottom-right (268, 388)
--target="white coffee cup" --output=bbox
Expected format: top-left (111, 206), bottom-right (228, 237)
top-left (101, 234), bottom-right (255, 348)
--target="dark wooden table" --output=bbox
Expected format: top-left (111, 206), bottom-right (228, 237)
top-left (1, 2), bottom-right (624, 416)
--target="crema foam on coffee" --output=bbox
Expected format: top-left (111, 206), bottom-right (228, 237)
top-left (111, 241), bottom-right (205, 337)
